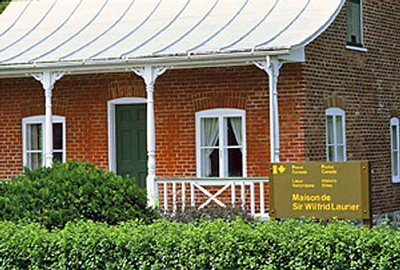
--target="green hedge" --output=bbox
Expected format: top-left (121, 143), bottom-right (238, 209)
top-left (1, 220), bottom-right (400, 269)
top-left (0, 161), bottom-right (154, 229)
top-left (160, 206), bottom-right (256, 223)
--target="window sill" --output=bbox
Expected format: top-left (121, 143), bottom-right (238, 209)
top-left (346, 45), bottom-right (368, 52)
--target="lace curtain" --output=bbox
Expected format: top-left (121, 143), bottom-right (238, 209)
top-left (229, 117), bottom-right (242, 151)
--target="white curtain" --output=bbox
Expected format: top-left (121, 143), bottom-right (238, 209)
top-left (28, 124), bottom-right (42, 169)
top-left (230, 117), bottom-right (242, 151)
top-left (201, 118), bottom-right (219, 177)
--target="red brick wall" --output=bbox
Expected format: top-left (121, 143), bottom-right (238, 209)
top-left (303, 0), bottom-right (400, 214)
top-left (0, 73), bottom-right (144, 178)
top-left (0, 64), bottom-right (304, 181)
top-left (155, 65), bottom-right (306, 178)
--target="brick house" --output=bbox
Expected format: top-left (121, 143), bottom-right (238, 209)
top-left (0, 0), bottom-right (399, 222)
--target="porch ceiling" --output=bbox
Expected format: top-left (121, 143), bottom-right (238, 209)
top-left (0, 0), bottom-right (343, 77)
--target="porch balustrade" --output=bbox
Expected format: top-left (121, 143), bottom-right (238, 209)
top-left (156, 178), bottom-right (269, 218)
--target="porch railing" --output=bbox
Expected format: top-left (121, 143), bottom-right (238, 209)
top-left (156, 178), bottom-right (269, 218)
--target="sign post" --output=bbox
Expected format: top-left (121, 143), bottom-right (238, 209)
top-left (269, 161), bottom-right (371, 223)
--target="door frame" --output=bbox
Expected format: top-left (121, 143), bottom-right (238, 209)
top-left (107, 97), bottom-right (147, 173)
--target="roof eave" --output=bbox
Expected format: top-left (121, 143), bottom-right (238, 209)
top-left (0, 48), bottom-right (298, 78)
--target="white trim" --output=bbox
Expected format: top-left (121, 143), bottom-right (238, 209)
top-left (107, 97), bottom-right (147, 173)
top-left (345, 45), bottom-right (367, 52)
top-left (157, 178), bottom-right (268, 186)
top-left (279, 48), bottom-right (305, 63)
top-left (326, 107), bottom-right (346, 162)
top-left (22, 115), bottom-right (66, 168)
top-left (0, 51), bottom-right (291, 79)
top-left (390, 117), bottom-right (400, 183)
top-left (195, 108), bottom-right (247, 179)
top-left (360, 0), bottom-right (364, 46)
top-left (326, 107), bottom-right (344, 115)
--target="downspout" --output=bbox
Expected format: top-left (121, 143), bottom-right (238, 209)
top-left (254, 56), bottom-right (283, 163)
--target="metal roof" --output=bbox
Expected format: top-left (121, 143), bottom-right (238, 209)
top-left (0, 0), bottom-right (343, 75)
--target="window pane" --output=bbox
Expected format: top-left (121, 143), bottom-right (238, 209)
top-left (352, 2), bottom-right (361, 44)
top-left (27, 124), bottom-right (42, 150)
top-left (227, 117), bottom-right (242, 146)
top-left (346, 2), bottom-right (353, 43)
top-left (201, 148), bottom-right (219, 177)
top-left (28, 153), bottom-right (42, 169)
top-left (53, 152), bottom-right (63, 163)
top-left (337, 146), bottom-right (344, 162)
top-left (347, 0), bottom-right (361, 45)
top-left (200, 118), bottom-right (219, 147)
top-left (392, 125), bottom-right (398, 150)
top-left (393, 151), bottom-right (398, 177)
top-left (228, 148), bottom-right (243, 177)
top-left (328, 146), bottom-right (335, 162)
top-left (327, 116), bottom-right (334, 144)
top-left (336, 116), bottom-right (343, 144)
top-left (53, 123), bottom-right (63, 150)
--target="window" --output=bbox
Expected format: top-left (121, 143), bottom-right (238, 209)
top-left (196, 109), bottom-right (246, 178)
top-left (22, 115), bottom-right (66, 169)
top-left (326, 108), bottom-right (346, 162)
top-left (347, 0), bottom-right (363, 47)
top-left (391, 118), bottom-right (400, 183)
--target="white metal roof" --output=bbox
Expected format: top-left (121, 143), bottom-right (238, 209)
top-left (0, 0), bottom-right (343, 76)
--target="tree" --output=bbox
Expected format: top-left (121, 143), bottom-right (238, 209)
top-left (0, 1), bottom-right (10, 14)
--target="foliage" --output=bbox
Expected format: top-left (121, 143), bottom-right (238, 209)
top-left (160, 206), bottom-right (256, 223)
top-left (0, 1), bottom-right (10, 14)
top-left (1, 219), bottom-right (400, 269)
top-left (0, 161), bottom-right (155, 229)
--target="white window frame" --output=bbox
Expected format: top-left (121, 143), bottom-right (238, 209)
top-left (346, 0), bottom-right (366, 51)
top-left (22, 115), bottom-right (66, 168)
top-left (326, 107), bottom-right (346, 162)
top-left (391, 117), bottom-right (400, 183)
top-left (195, 108), bottom-right (247, 178)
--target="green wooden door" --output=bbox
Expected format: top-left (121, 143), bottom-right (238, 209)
top-left (116, 104), bottom-right (147, 188)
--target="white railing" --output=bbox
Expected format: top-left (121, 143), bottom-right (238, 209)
top-left (156, 178), bottom-right (269, 218)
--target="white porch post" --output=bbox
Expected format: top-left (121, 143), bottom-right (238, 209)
top-left (131, 66), bottom-right (167, 207)
top-left (32, 71), bottom-right (64, 167)
top-left (255, 57), bottom-right (283, 163)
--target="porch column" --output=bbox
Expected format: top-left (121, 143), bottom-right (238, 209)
top-left (131, 66), bottom-right (167, 207)
top-left (255, 56), bottom-right (283, 163)
top-left (32, 71), bottom-right (64, 167)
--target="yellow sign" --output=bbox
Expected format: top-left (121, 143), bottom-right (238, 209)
top-left (269, 161), bottom-right (370, 220)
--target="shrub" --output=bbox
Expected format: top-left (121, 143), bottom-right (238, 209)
top-left (1, 219), bottom-right (400, 269)
top-left (0, 161), bottom-right (155, 229)
top-left (0, 1), bottom-right (10, 14)
top-left (160, 207), bottom-right (256, 223)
